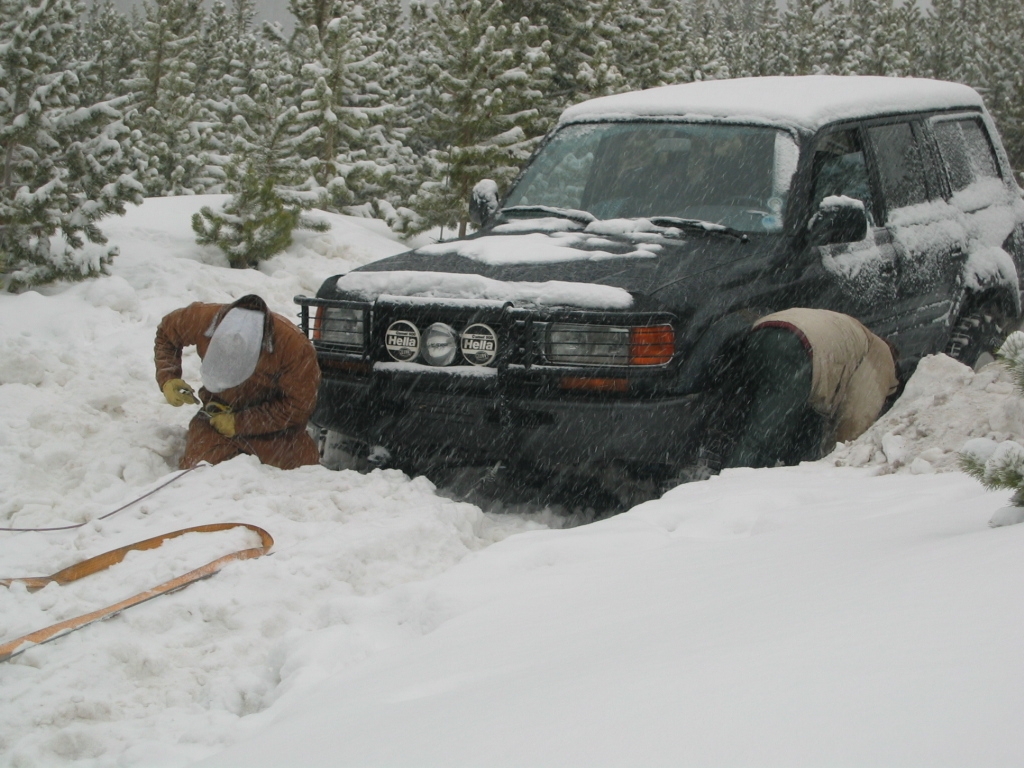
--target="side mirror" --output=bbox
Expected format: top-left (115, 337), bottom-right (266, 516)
top-left (808, 195), bottom-right (868, 246)
top-left (469, 179), bottom-right (500, 228)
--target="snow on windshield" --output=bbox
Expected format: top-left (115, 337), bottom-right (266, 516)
top-left (503, 122), bottom-right (797, 234)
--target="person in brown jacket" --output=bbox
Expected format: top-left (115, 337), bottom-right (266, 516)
top-left (155, 294), bottom-right (321, 470)
top-left (723, 308), bottom-right (900, 469)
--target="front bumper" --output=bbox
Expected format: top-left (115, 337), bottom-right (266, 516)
top-left (312, 364), bottom-right (707, 469)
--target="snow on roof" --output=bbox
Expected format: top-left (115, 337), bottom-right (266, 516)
top-left (559, 76), bottom-right (986, 133)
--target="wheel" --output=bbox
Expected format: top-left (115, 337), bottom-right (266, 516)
top-left (317, 428), bottom-right (377, 471)
top-left (945, 300), bottom-right (1014, 370)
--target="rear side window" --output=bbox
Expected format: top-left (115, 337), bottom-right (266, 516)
top-left (932, 117), bottom-right (1001, 192)
top-left (867, 122), bottom-right (930, 210)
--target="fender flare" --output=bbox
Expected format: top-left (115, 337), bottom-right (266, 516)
top-left (676, 308), bottom-right (767, 392)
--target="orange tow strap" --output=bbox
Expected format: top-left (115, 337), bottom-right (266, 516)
top-left (0, 523), bottom-right (273, 663)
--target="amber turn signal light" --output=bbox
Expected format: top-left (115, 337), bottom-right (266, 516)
top-left (629, 325), bottom-right (674, 365)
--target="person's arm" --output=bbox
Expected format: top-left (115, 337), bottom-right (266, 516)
top-left (154, 303), bottom-right (220, 388)
top-left (233, 322), bottom-right (320, 436)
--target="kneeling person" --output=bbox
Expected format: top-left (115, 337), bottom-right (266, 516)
top-left (726, 308), bottom-right (899, 468)
top-left (155, 294), bottom-right (320, 469)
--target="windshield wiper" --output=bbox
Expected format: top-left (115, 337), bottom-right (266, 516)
top-left (498, 205), bottom-right (597, 225)
top-left (648, 216), bottom-right (749, 243)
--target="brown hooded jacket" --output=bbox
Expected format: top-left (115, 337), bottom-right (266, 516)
top-left (155, 295), bottom-right (320, 469)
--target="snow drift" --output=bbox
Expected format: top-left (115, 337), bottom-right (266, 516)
top-left (2, 197), bottom-right (1023, 767)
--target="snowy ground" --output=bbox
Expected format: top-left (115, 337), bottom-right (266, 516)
top-left (1, 197), bottom-right (1023, 767)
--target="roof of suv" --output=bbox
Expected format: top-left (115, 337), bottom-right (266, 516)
top-left (559, 76), bottom-right (985, 133)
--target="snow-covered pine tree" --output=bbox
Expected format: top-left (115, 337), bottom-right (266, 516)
top-left (288, 0), bottom-right (410, 214)
top-left (920, 0), bottom-right (973, 83)
top-left (964, 0), bottom-right (1024, 174)
top-left (960, 332), bottom-right (1024, 523)
top-left (357, 0), bottom-right (425, 230)
top-left (192, 41), bottom-right (327, 268)
top-left (672, 0), bottom-right (732, 82)
top-left (732, 0), bottom-right (787, 78)
top-left (1, 0), bottom-right (143, 290)
top-left (834, 0), bottom-right (919, 77)
top-left (412, 0), bottom-right (551, 236)
top-left (500, 0), bottom-right (622, 114)
top-left (199, 0), bottom-right (256, 104)
top-left (604, 0), bottom-right (688, 91)
top-left (78, 1), bottom-right (139, 105)
top-left (779, 0), bottom-right (839, 75)
top-left (189, 0), bottom-right (264, 194)
top-left (125, 0), bottom-right (215, 196)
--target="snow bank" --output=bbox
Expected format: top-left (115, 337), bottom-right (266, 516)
top-left (829, 353), bottom-right (1024, 474)
top-left (0, 197), bottom-right (550, 766)
top-left (3, 195), bottom-right (1024, 767)
top-left (203, 464), bottom-right (1024, 768)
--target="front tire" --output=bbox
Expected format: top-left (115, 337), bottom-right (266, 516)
top-left (945, 300), bottom-right (1014, 370)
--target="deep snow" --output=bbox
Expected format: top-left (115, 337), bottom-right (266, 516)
top-left (1, 196), bottom-right (1023, 767)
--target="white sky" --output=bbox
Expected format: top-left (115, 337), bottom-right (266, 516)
top-left (103, 0), bottom-right (294, 31)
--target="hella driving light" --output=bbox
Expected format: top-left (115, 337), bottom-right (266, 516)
top-left (546, 323), bottom-right (630, 366)
top-left (314, 306), bottom-right (366, 352)
top-left (422, 322), bottom-right (459, 366)
top-left (461, 323), bottom-right (499, 366)
top-left (385, 320), bottom-right (420, 362)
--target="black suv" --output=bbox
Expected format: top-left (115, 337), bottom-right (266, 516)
top-left (296, 76), bottom-right (1024, 477)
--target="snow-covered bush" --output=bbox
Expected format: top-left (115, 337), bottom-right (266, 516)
top-left (960, 332), bottom-right (1024, 522)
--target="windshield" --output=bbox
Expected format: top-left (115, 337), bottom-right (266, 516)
top-left (503, 122), bottom-right (799, 234)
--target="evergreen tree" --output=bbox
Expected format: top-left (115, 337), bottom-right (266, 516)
top-left (673, 0), bottom-right (732, 82)
top-left (411, 0), bottom-right (551, 236)
top-left (779, 0), bottom-right (839, 75)
top-left (191, 0), bottom-right (264, 194)
top-left (125, 0), bottom-right (212, 195)
top-left (500, 0), bottom-right (623, 113)
top-left (733, 0), bottom-right (787, 78)
top-left (836, 0), bottom-right (919, 76)
top-left (289, 0), bottom-right (394, 210)
top-left (1, 0), bottom-right (143, 290)
top-left (967, 0), bottom-right (1024, 173)
top-left (961, 333), bottom-right (1024, 509)
top-left (192, 42), bottom-right (327, 268)
top-left (78, 1), bottom-right (139, 105)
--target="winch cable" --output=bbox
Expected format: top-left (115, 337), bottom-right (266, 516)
top-left (0, 522), bottom-right (274, 663)
top-left (0, 464), bottom-right (207, 533)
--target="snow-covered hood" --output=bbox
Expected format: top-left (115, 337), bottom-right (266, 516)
top-left (324, 220), bottom-right (762, 311)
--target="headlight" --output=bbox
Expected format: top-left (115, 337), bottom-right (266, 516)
top-left (546, 323), bottom-right (674, 366)
top-left (315, 306), bottom-right (366, 352)
top-left (546, 324), bottom-right (629, 366)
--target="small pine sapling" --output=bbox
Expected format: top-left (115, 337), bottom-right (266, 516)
top-left (959, 331), bottom-right (1024, 525)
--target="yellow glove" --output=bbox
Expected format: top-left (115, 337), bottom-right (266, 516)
top-left (162, 378), bottom-right (198, 407)
top-left (209, 411), bottom-right (236, 437)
